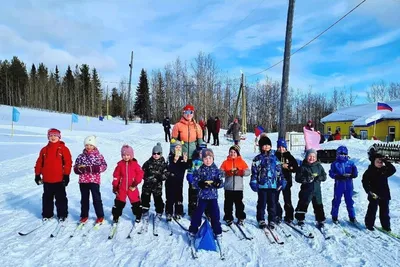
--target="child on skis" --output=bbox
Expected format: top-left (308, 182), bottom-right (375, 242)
top-left (294, 148), bottom-right (327, 228)
top-left (329, 145), bottom-right (358, 224)
top-left (249, 135), bottom-right (284, 229)
top-left (186, 143), bottom-right (207, 217)
top-left (362, 151), bottom-right (396, 231)
top-left (166, 139), bottom-right (190, 221)
top-left (220, 145), bottom-right (250, 226)
top-left (112, 144), bottom-right (144, 223)
top-left (188, 148), bottom-right (224, 239)
top-left (34, 128), bottom-right (72, 222)
top-left (73, 135), bottom-right (108, 224)
top-left (141, 142), bottom-right (168, 220)
top-left (275, 138), bottom-right (298, 223)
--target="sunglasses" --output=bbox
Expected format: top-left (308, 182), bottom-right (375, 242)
top-left (153, 152), bottom-right (161, 155)
top-left (339, 153), bottom-right (348, 155)
top-left (183, 110), bottom-right (194, 115)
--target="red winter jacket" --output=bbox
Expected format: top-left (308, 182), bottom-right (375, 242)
top-left (34, 141), bottom-right (72, 183)
top-left (112, 159), bottom-right (144, 203)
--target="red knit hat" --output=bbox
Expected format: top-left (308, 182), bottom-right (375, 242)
top-left (47, 128), bottom-right (61, 139)
top-left (183, 104), bottom-right (195, 111)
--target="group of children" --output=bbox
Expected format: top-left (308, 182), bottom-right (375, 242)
top-left (34, 127), bottom-right (397, 240)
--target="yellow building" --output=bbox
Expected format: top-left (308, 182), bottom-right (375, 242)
top-left (321, 100), bottom-right (400, 141)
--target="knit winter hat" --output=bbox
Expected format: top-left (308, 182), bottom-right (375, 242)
top-left (202, 148), bottom-right (214, 159)
top-left (152, 142), bottom-right (163, 155)
top-left (183, 104), bottom-right (195, 111)
top-left (84, 135), bottom-right (97, 147)
top-left (259, 136), bottom-right (272, 151)
top-left (121, 144), bottom-right (134, 158)
top-left (48, 128), bottom-right (61, 139)
top-left (170, 139), bottom-right (184, 153)
top-left (277, 138), bottom-right (287, 149)
top-left (305, 148), bottom-right (317, 159)
top-left (229, 145), bottom-right (240, 156)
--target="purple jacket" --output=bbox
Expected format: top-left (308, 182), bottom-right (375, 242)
top-left (73, 148), bottom-right (107, 184)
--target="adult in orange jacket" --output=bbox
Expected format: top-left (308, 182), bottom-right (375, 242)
top-left (171, 104), bottom-right (203, 160)
top-left (34, 128), bottom-right (72, 221)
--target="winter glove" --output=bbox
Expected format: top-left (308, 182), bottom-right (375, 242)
top-left (63, 175), bottom-right (70, 187)
top-left (113, 187), bottom-right (119, 195)
top-left (250, 181), bottom-right (259, 192)
top-left (35, 175), bottom-right (42, 185)
top-left (369, 192), bottom-right (379, 200)
top-left (279, 179), bottom-right (287, 191)
top-left (236, 169), bottom-right (245, 176)
top-left (198, 180), bottom-right (210, 189)
top-left (85, 165), bottom-right (101, 174)
top-left (213, 178), bottom-right (222, 188)
top-left (186, 173), bottom-right (194, 184)
top-left (74, 165), bottom-right (86, 174)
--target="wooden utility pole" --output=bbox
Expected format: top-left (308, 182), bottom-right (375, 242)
top-left (125, 51), bottom-right (133, 125)
top-left (279, 0), bottom-right (295, 139)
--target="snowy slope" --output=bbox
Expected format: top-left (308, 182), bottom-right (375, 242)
top-left (0, 105), bottom-right (399, 267)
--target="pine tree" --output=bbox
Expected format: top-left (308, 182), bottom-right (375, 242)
top-left (155, 70), bottom-right (165, 122)
top-left (134, 68), bottom-right (152, 123)
top-left (91, 68), bottom-right (102, 116)
top-left (63, 65), bottom-right (75, 113)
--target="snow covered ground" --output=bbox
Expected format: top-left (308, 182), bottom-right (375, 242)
top-left (0, 104), bottom-right (399, 267)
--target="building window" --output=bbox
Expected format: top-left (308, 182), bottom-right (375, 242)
top-left (360, 130), bottom-right (368, 140)
top-left (336, 127), bottom-right (341, 132)
top-left (327, 126), bottom-right (331, 133)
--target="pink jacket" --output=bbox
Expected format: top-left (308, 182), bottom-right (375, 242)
top-left (112, 159), bottom-right (144, 203)
top-left (73, 148), bottom-right (107, 184)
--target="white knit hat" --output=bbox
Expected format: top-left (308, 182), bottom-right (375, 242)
top-left (84, 135), bottom-right (97, 147)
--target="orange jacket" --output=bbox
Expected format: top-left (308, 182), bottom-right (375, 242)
top-left (172, 117), bottom-right (203, 142)
top-left (35, 141), bottom-right (72, 183)
top-left (171, 117), bottom-right (203, 159)
top-left (220, 156), bottom-right (249, 175)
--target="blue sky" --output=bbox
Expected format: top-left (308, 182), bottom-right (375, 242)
top-left (0, 0), bottom-right (399, 103)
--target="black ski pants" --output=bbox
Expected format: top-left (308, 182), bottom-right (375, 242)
top-left (79, 183), bottom-right (104, 219)
top-left (112, 199), bottom-right (142, 221)
top-left (223, 190), bottom-right (246, 222)
top-left (42, 182), bottom-right (68, 219)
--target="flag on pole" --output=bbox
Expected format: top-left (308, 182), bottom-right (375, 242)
top-left (377, 102), bottom-right (393, 111)
top-left (72, 113), bottom-right (79, 123)
top-left (255, 126), bottom-right (264, 137)
top-left (12, 107), bottom-right (20, 122)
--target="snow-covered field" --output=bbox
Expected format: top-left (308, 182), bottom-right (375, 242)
top-left (0, 105), bottom-right (399, 267)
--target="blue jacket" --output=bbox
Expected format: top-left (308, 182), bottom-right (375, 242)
top-left (329, 159), bottom-right (358, 180)
top-left (250, 150), bottom-right (283, 189)
top-left (186, 159), bottom-right (203, 184)
top-left (193, 163), bottom-right (224, 199)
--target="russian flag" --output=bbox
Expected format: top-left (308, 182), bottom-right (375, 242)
top-left (255, 126), bottom-right (264, 137)
top-left (377, 102), bottom-right (393, 112)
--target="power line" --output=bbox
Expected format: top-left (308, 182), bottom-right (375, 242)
top-left (248, 0), bottom-right (367, 77)
top-left (212, 0), bottom-right (266, 48)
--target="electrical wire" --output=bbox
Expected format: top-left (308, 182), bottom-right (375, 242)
top-left (248, 0), bottom-right (367, 77)
top-left (212, 0), bottom-right (266, 48)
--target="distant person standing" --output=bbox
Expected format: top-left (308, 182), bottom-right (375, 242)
top-left (198, 118), bottom-right (206, 142)
top-left (163, 116), bottom-right (171, 142)
top-left (305, 120), bottom-right (314, 131)
top-left (206, 116), bottom-right (215, 144)
top-left (213, 116), bottom-right (221, 146)
top-left (227, 118), bottom-right (241, 145)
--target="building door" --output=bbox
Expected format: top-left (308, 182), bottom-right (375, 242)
top-left (360, 130), bottom-right (368, 140)
top-left (388, 126), bottom-right (395, 142)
